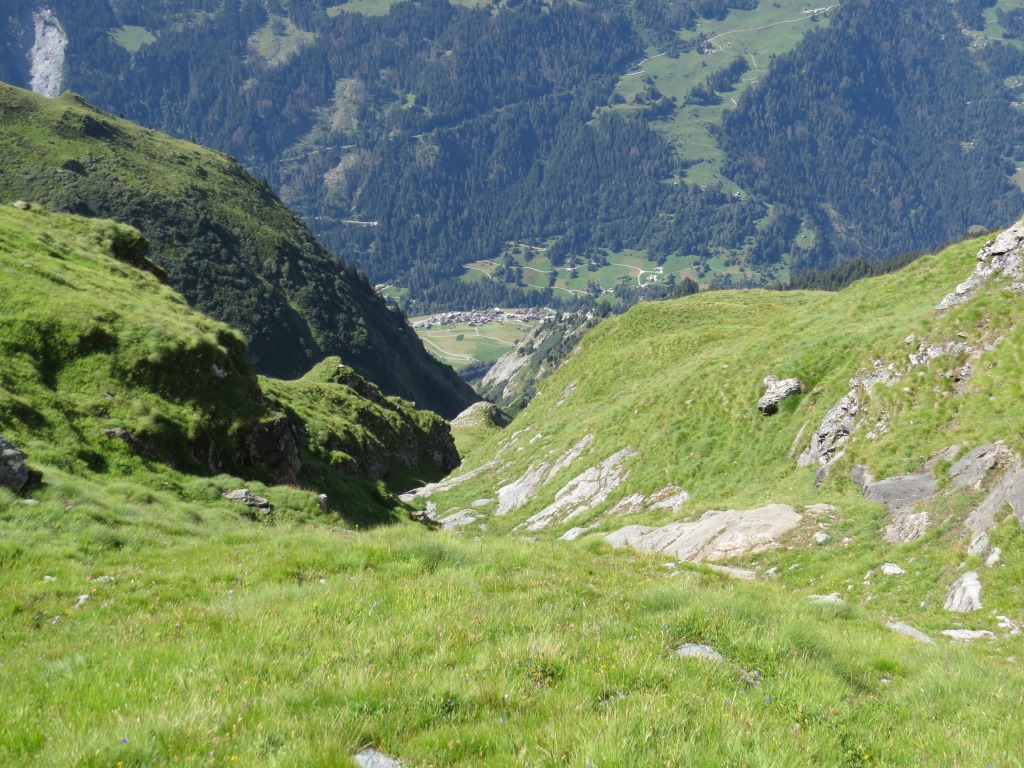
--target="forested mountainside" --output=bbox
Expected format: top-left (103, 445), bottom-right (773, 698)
top-left (4, 0), bottom-right (1023, 311)
top-left (0, 84), bottom-right (477, 418)
top-left (717, 0), bottom-right (1024, 273)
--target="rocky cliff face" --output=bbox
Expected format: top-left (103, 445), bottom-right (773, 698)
top-left (28, 8), bottom-right (65, 98)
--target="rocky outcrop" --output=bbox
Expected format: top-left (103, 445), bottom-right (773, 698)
top-left (29, 9), bottom-right (67, 98)
top-left (799, 361), bottom-right (897, 475)
top-left (0, 436), bottom-right (30, 493)
top-left (757, 376), bottom-right (802, 415)
top-left (494, 434), bottom-right (595, 516)
top-left (853, 444), bottom-right (1018, 550)
top-left (963, 459), bottom-right (1024, 556)
top-left (606, 504), bottom-right (802, 563)
top-left (937, 220), bottom-right (1024, 311)
top-left (247, 416), bottom-right (301, 485)
top-left (450, 402), bottom-right (504, 429)
top-left (520, 447), bottom-right (638, 530)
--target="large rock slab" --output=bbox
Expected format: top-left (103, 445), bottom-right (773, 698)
top-left (606, 504), bottom-right (802, 562)
top-left (495, 434), bottom-right (595, 517)
top-left (963, 461), bottom-right (1024, 555)
top-left (948, 444), bottom-right (1005, 490)
top-left (0, 436), bottom-right (30, 493)
top-left (886, 621), bottom-right (934, 644)
top-left (521, 447), bottom-right (638, 530)
top-left (944, 571), bottom-right (983, 613)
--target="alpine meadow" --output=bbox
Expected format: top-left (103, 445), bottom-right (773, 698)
top-left (4, 1), bottom-right (1024, 767)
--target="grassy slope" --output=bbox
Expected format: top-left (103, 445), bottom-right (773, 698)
top-left (0, 205), bottom-right (453, 521)
top-left (0, 83), bottom-right (477, 418)
top-left (1, 216), bottom-right (1022, 766)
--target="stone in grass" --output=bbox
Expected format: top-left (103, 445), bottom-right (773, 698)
top-left (757, 376), bottom-right (803, 415)
top-left (806, 593), bottom-right (845, 605)
top-left (885, 621), bottom-right (934, 645)
top-left (676, 644), bottom-right (723, 662)
top-left (880, 563), bottom-right (906, 575)
top-left (813, 532), bottom-right (831, 545)
top-left (0, 436), bottom-right (30, 493)
top-left (221, 488), bottom-right (271, 510)
top-left (940, 629), bottom-right (995, 643)
top-left (354, 747), bottom-right (402, 768)
top-left (944, 571), bottom-right (982, 613)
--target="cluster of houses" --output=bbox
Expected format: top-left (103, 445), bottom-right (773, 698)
top-left (413, 307), bottom-right (555, 330)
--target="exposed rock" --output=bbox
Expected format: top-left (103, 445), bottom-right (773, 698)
top-left (399, 460), bottom-right (499, 503)
top-left (813, 532), bottom-right (831, 545)
top-left (559, 526), bottom-right (592, 541)
top-left (545, 434), bottom-right (596, 482)
top-left (948, 444), bottom-right (1005, 490)
top-left (886, 621), bottom-right (934, 644)
top-left (798, 393), bottom-right (859, 468)
top-left (222, 488), bottom-right (271, 510)
top-left (884, 511), bottom-right (930, 545)
top-left (102, 427), bottom-right (169, 465)
top-left (437, 510), bottom-right (480, 530)
top-left (13, 200), bottom-right (31, 211)
top-left (937, 219), bottom-right (1024, 311)
top-left (944, 571), bottom-right (982, 613)
top-left (707, 565), bottom-right (758, 581)
top-left (496, 462), bottom-right (550, 517)
top-left (757, 375), bottom-right (803, 415)
top-left (0, 436), bottom-right (30, 493)
top-left (471, 498), bottom-right (491, 508)
top-left (521, 447), bottom-right (638, 530)
top-left (862, 473), bottom-right (937, 509)
top-left (806, 593), bottom-right (845, 605)
top-left (940, 629), bottom-right (995, 642)
top-left (354, 747), bottom-right (402, 768)
top-left (985, 547), bottom-right (1002, 567)
top-left (963, 461), bottom-right (1024, 556)
top-left (607, 485), bottom-right (689, 518)
top-left (29, 9), bottom-right (67, 98)
top-left (74, 594), bottom-right (92, 610)
top-left (676, 643), bottom-right (723, 662)
top-left (606, 504), bottom-right (802, 563)
top-left (450, 401), bottom-right (504, 429)
top-left (880, 563), bottom-right (906, 575)
top-left (247, 416), bottom-right (301, 485)
top-left (648, 486), bottom-right (691, 512)
top-left (318, 494), bottom-right (328, 513)
top-left (997, 615), bottom-right (1020, 635)
top-left (493, 434), bottom-right (596, 517)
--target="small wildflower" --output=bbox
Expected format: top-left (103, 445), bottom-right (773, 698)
top-left (765, 695), bottom-right (771, 702)
top-left (121, 738), bottom-right (128, 744)
top-left (499, 717), bottom-right (505, 724)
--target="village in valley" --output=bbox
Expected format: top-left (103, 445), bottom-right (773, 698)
top-left (408, 307), bottom-right (557, 368)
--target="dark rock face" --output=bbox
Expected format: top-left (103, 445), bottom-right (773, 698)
top-left (0, 436), bottom-right (30, 492)
top-left (247, 416), bottom-right (301, 485)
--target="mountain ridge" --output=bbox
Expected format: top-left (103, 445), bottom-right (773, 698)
top-left (0, 83), bottom-right (478, 418)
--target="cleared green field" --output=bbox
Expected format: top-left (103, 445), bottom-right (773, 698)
top-left (412, 314), bottom-right (539, 367)
top-left (108, 25), bottom-right (156, 53)
top-left (610, 0), bottom-right (836, 190)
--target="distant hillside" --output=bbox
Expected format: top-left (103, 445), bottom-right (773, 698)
top-left (4, 0), bottom-right (1023, 307)
top-left (0, 83), bottom-right (477, 418)
top-left (0, 204), bottom-right (458, 520)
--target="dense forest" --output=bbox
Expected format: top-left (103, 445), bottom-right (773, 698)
top-left (3, 0), bottom-right (1024, 307)
top-left (717, 0), bottom-right (1024, 272)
